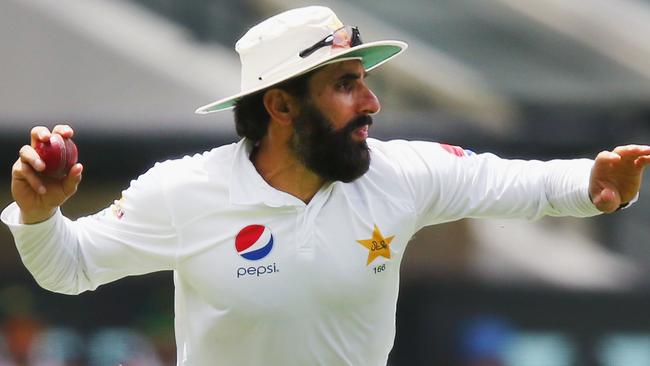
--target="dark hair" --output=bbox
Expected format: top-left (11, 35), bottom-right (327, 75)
top-left (233, 71), bottom-right (313, 142)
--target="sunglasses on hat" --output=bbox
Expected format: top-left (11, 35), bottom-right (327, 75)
top-left (299, 26), bottom-right (362, 58)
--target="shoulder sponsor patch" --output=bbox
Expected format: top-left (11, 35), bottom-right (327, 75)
top-left (440, 143), bottom-right (475, 157)
top-left (110, 198), bottom-right (126, 220)
top-left (91, 197), bottom-right (125, 220)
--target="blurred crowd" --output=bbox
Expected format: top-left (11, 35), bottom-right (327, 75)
top-left (0, 327), bottom-right (167, 366)
top-left (454, 315), bottom-right (650, 366)
top-left (0, 285), bottom-right (174, 366)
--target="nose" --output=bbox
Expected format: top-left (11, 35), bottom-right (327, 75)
top-left (359, 83), bottom-right (381, 115)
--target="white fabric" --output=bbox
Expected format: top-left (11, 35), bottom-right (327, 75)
top-left (236, 6), bottom-right (344, 91)
top-left (1, 138), bottom-right (602, 366)
top-left (194, 6), bottom-right (407, 114)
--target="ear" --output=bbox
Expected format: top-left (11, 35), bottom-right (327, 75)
top-left (263, 89), bottom-right (298, 126)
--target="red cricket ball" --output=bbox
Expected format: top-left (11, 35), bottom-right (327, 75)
top-left (34, 133), bottom-right (78, 179)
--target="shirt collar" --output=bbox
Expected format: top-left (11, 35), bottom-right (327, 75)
top-left (229, 139), bottom-right (310, 207)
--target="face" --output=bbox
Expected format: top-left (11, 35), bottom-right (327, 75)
top-left (305, 60), bottom-right (380, 137)
top-left (289, 60), bottom-right (381, 183)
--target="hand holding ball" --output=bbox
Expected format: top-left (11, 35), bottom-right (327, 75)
top-left (34, 133), bottom-right (78, 179)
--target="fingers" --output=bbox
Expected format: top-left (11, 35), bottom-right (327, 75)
top-left (62, 163), bottom-right (83, 197)
top-left (52, 124), bottom-right (74, 138)
top-left (30, 126), bottom-right (51, 145)
top-left (635, 155), bottom-right (650, 168)
top-left (592, 186), bottom-right (621, 213)
top-left (18, 124), bottom-right (78, 196)
top-left (596, 150), bottom-right (621, 164)
top-left (29, 124), bottom-right (74, 146)
top-left (613, 144), bottom-right (650, 159)
top-left (600, 145), bottom-right (650, 172)
top-left (17, 145), bottom-right (47, 194)
top-left (19, 144), bottom-right (45, 172)
top-left (12, 158), bottom-right (47, 195)
top-left (596, 150), bottom-right (614, 158)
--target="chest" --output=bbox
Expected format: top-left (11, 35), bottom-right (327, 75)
top-left (175, 190), bottom-right (416, 314)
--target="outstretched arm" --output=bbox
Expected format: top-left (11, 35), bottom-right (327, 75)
top-left (589, 145), bottom-right (650, 213)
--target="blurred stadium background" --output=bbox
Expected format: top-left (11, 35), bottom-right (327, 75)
top-left (1, 0), bottom-right (650, 365)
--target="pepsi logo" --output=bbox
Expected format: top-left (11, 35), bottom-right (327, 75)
top-left (235, 224), bottom-right (274, 261)
top-left (440, 143), bottom-right (475, 157)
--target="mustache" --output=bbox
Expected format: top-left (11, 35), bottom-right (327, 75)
top-left (339, 114), bottom-right (373, 135)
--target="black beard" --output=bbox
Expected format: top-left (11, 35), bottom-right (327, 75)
top-left (290, 103), bottom-right (372, 183)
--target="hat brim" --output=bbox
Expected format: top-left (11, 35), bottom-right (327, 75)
top-left (195, 40), bottom-right (407, 114)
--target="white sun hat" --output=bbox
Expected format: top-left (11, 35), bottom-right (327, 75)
top-left (195, 6), bottom-right (407, 114)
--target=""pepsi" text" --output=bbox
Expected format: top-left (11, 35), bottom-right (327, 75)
top-left (237, 263), bottom-right (279, 278)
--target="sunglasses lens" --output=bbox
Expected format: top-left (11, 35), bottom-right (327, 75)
top-left (299, 26), bottom-right (362, 58)
top-left (332, 26), bottom-right (359, 49)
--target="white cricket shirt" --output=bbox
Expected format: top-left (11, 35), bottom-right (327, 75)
top-left (2, 138), bottom-right (602, 365)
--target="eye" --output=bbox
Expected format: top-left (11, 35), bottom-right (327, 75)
top-left (335, 80), bottom-right (353, 92)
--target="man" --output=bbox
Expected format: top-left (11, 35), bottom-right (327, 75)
top-left (3, 5), bottom-right (650, 366)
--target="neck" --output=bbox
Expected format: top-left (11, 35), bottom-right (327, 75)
top-left (251, 134), bottom-right (325, 204)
